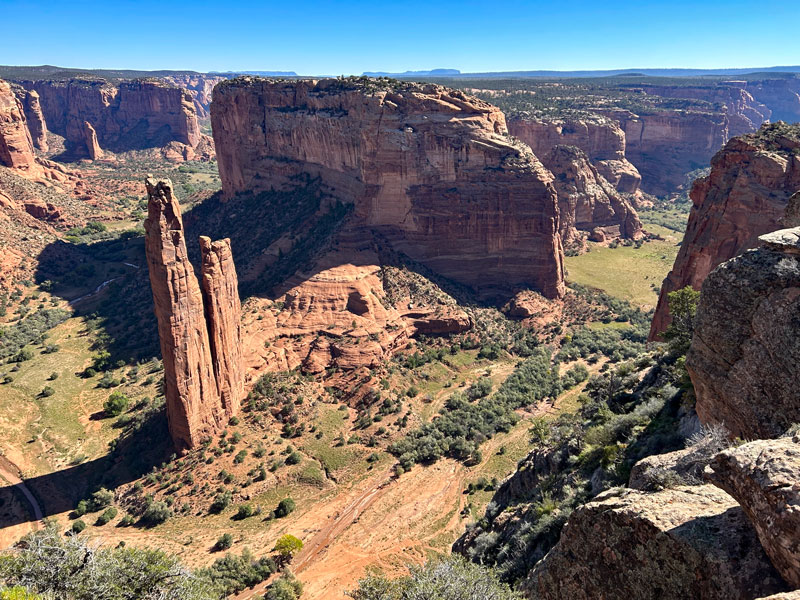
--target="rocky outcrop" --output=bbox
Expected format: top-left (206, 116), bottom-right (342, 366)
top-left (21, 89), bottom-right (47, 151)
top-left (707, 435), bottom-right (800, 588)
top-left (21, 78), bottom-right (201, 157)
top-left (199, 236), bottom-right (243, 418)
top-left (82, 121), bottom-right (102, 160)
top-left (144, 178), bottom-right (243, 450)
top-left (542, 144), bottom-right (642, 245)
top-left (650, 122), bottom-right (800, 339)
top-left (525, 485), bottom-right (788, 600)
top-left (507, 115), bottom-right (642, 194)
top-left (161, 74), bottom-right (227, 118)
top-left (603, 108), bottom-right (730, 197)
top-left (685, 226), bottom-right (800, 439)
top-left (211, 77), bottom-right (565, 300)
top-left (0, 79), bottom-right (36, 170)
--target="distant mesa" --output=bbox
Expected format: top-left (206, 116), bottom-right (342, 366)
top-left (361, 68), bottom-right (461, 77)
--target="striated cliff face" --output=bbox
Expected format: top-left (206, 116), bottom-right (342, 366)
top-left (144, 178), bottom-right (243, 450)
top-left (685, 227), bottom-right (800, 439)
top-left (650, 122), bottom-right (800, 339)
top-left (20, 89), bottom-right (47, 151)
top-left (508, 115), bottom-right (642, 194)
top-left (161, 74), bottom-right (227, 118)
top-left (21, 78), bottom-right (201, 156)
top-left (542, 144), bottom-right (642, 244)
top-left (0, 79), bottom-right (36, 170)
top-left (603, 108), bottom-right (731, 196)
top-left (212, 77), bottom-right (565, 299)
top-left (199, 235), bottom-right (243, 418)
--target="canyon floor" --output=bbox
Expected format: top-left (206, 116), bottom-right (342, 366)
top-left (0, 146), bottom-right (687, 599)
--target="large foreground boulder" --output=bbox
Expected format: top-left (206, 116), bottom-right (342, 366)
top-left (707, 435), bottom-right (800, 588)
top-left (524, 485), bottom-right (787, 600)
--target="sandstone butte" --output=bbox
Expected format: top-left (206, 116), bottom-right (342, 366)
top-left (0, 79), bottom-right (37, 171)
top-left (211, 77), bottom-right (566, 300)
top-left (650, 122), bottom-right (800, 340)
top-left (143, 177), bottom-right (243, 450)
top-left (19, 77), bottom-right (202, 158)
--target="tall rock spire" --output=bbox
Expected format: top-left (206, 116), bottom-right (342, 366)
top-left (144, 178), bottom-right (243, 450)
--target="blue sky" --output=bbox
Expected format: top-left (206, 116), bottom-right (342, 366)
top-left (2, 0), bottom-right (799, 74)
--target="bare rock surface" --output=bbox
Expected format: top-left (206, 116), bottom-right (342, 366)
top-left (211, 77), bottom-right (565, 300)
top-left (0, 79), bottom-right (36, 170)
top-left (144, 178), bottom-right (243, 450)
top-left (686, 228), bottom-right (800, 439)
top-left (525, 485), bottom-right (788, 600)
top-left (707, 435), bottom-right (800, 588)
top-left (650, 122), bottom-right (800, 339)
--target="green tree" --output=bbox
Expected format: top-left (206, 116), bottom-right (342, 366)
top-left (265, 571), bottom-right (303, 600)
top-left (0, 587), bottom-right (42, 599)
top-left (104, 391), bottom-right (129, 417)
top-left (273, 535), bottom-right (303, 559)
top-left (663, 286), bottom-right (701, 352)
top-left (275, 498), bottom-right (295, 518)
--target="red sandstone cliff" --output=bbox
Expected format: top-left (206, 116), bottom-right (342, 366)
top-left (144, 178), bottom-right (243, 450)
top-left (211, 77), bottom-right (565, 300)
top-left (21, 78), bottom-right (201, 157)
top-left (650, 122), bottom-right (800, 340)
top-left (508, 115), bottom-right (642, 194)
top-left (19, 89), bottom-right (47, 152)
top-left (0, 80), bottom-right (37, 171)
top-left (161, 74), bottom-right (227, 118)
top-left (542, 144), bottom-right (642, 245)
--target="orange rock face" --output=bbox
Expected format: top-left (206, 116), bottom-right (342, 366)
top-left (508, 115), bottom-right (642, 194)
top-left (144, 178), bottom-right (243, 450)
top-left (650, 123), bottom-right (800, 340)
top-left (540, 144), bottom-right (642, 246)
top-left (21, 78), bottom-right (201, 157)
top-left (0, 79), bottom-right (36, 170)
top-left (199, 236), bottom-right (244, 418)
top-left (82, 121), bottom-right (103, 160)
top-left (212, 78), bottom-right (565, 300)
top-left (21, 89), bottom-right (47, 152)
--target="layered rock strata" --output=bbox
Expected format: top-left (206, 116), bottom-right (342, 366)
top-left (21, 89), bottom-right (47, 151)
top-left (0, 79), bottom-right (36, 170)
top-left (685, 227), bottom-right (800, 439)
top-left (707, 435), bottom-right (800, 588)
top-left (525, 485), bottom-right (788, 600)
top-left (21, 78), bottom-right (201, 156)
top-left (650, 123), bottom-right (800, 339)
top-left (144, 178), bottom-right (243, 450)
top-left (542, 144), bottom-right (642, 245)
top-left (211, 78), bottom-right (565, 300)
top-left (507, 115), bottom-right (642, 194)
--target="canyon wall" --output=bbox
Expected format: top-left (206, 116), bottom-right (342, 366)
top-left (144, 178), bottom-right (243, 450)
top-left (19, 88), bottom-right (47, 151)
top-left (0, 79), bottom-right (36, 170)
top-left (507, 115), bottom-right (642, 194)
top-left (21, 78), bottom-right (201, 156)
top-left (650, 122), bottom-right (800, 339)
top-left (161, 74), bottom-right (227, 118)
top-left (211, 77), bottom-right (565, 300)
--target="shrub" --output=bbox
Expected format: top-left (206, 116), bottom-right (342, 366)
top-left (141, 501), bottom-right (172, 526)
top-left (91, 488), bottom-right (114, 510)
top-left (210, 490), bottom-right (233, 514)
top-left (95, 507), bottom-right (118, 526)
top-left (104, 391), bottom-right (129, 417)
top-left (215, 533), bottom-right (233, 551)
top-left (275, 498), bottom-right (295, 518)
top-left (39, 386), bottom-right (55, 398)
top-left (285, 452), bottom-right (302, 466)
top-left (234, 504), bottom-right (255, 520)
top-left (71, 520), bottom-right (86, 534)
top-left (265, 571), bottom-right (303, 600)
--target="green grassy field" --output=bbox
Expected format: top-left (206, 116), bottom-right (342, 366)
top-left (563, 232), bottom-right (682, 309)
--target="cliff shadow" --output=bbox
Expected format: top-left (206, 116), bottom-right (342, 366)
top-left (0, 405), bottom-right (171, 529)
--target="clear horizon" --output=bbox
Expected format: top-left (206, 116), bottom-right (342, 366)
top-left (2, 0), bottom-right (799, 75)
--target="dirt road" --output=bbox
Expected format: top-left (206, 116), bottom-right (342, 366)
top-left (0, 455), bottom-right (44, 525)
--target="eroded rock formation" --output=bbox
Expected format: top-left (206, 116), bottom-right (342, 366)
top-left (211, 77), bottom-right (565, 300)
top-left (21, 78), bottom-right (201, 157)
top-left (82, 121), bottom-right (102, 160)
top-left (0, 79), bottom-right (36, 170)
top-left (507, 115), bottom-right (642, 194)
top-left (21, 89), bottom-right (47, 151)
top-left (542, 144), bottom-right (642, 245)
top-left (144, 178), bottom-right (243, 450)
top-left (685, 227), bottom-right (800, 439)
top-left (707, 435), bottom-right (800, 588)
top-left (650, 122), bottom-right (800, 339)
top-left (525, 486), bottom-right (788, 600)
top-left (161, 74), bottom-right (227, 118)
